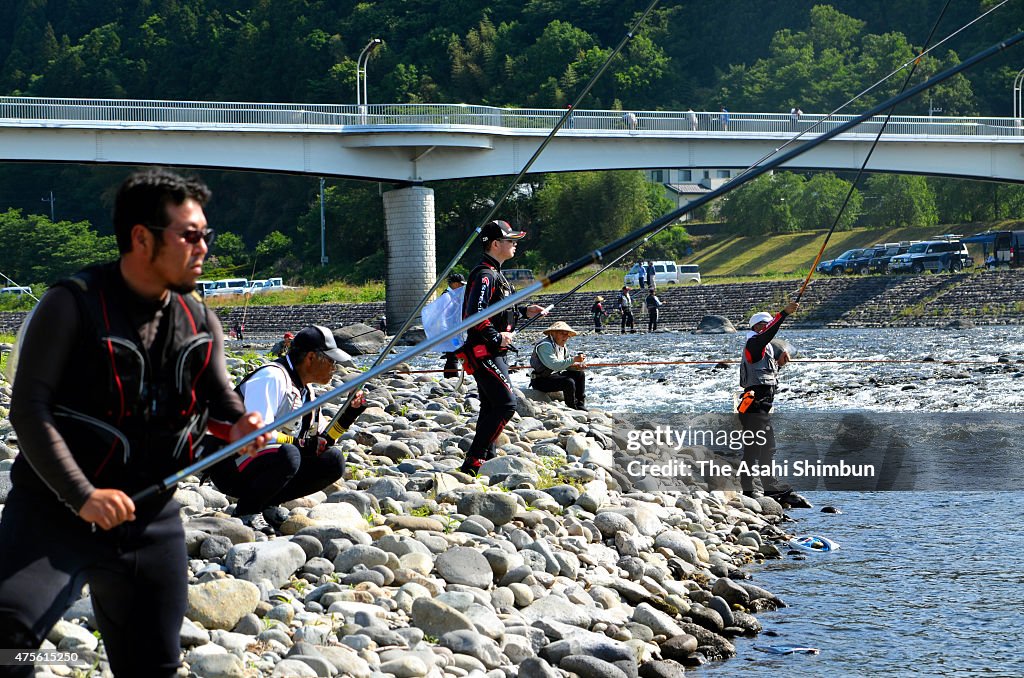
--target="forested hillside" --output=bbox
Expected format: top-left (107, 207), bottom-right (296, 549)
top-left (0, 0), bottom-right (1021, 285)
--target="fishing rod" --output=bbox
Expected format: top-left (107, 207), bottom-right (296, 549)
top-left (319, 0), bottom-right (662, 440)
top-left (393, 357), bottom-right (995, 373)
top-left (734, 0), bottom-right (1010, 185)
top-left (797, 0), bottom-right (953, 302)
top-left (521, 0), bottom-right (995, 332)
top-left (132, 29), bottom-right (1024, 503)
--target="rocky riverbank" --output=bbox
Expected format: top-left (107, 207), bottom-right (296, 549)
top-left (0, 349), bottom-right (808, 678)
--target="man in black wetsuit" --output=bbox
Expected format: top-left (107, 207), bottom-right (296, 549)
top-left (457, 220), bottom-right (546, 476)
top-left (0, 169), bottom-right (267, 677)
top-left (738, 301), bottom-right (810, 509)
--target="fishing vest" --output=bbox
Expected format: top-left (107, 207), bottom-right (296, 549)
top-left (465, 258), bottom-right (518, 345)
top-left (235, 357), bottom-right (314, 440)
top-left (529, 335), bottom-right (568, 377)
top-left (740, 341), bottom-right (779, 388)
top-left (37, 263), bottom-right (217, 494)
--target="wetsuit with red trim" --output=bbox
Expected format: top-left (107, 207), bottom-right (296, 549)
top-left (459, 253), bottom-right (526, 470)
top-left (738, 308), bottom-right (792, 496)
top-left (0, 261), bottom-right (244, 677)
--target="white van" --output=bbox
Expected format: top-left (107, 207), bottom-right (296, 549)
top-left (247, 278), bottom-right (285, 294)
top-left (624, 261), bottom-right (680, 286)
top-left (206, 278), bottom-right (249, 296)
top-left (0, 286), bottom-right (32, 296)
top-left (679, 264), bottom-right (701, 283)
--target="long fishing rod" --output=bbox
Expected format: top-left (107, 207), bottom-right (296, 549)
top-left (522, 0), bottom-right (996, 331)
top-left (394, 357), bottom-right (996, 373)
top-left (132, 30), bottom-right (1024, 503)
top-left (319, 0), bottom-right (662, 439)
top-left (734, 0), bottom-right (1010, 185)
top-left (797, 0), bottom-right (953, 301)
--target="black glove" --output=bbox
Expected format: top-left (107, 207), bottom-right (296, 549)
top-left (337, 399), bottom-right (366, 429)
top-left (301, 434), bottom-right (331, 456)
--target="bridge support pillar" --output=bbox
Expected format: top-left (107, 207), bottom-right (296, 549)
top-left (383, 185), bottom-right (436, 328)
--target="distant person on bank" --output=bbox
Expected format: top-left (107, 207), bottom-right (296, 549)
top-left (645, 288), bottom-right (663, 331)
top-left (591, 296), bottom-right (609, 333)
top-left (530, 321), bottom-right (587, 410)
top-left (618, 286), bottom-right (635, 334)
top-left (271, 331), bottom-right (294, 357)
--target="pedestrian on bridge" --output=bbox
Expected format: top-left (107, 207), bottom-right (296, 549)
top-left (720, 107), bottom-right (730, 131)
top-left (623, 111), bottom-right (638, 130)
top-left (687, 108), bottom-right (698, 131)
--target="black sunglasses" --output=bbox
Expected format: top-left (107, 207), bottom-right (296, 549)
top-left (150, 226), bottom-right (216, 246)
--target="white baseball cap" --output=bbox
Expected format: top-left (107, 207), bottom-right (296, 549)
top-left (748, 312), bottom-right (774, 328)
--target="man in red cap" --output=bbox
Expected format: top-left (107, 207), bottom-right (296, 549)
top-left (272, 331), bottom-right (294, 357)
top-left (457, 220), bottom-right (546, 476)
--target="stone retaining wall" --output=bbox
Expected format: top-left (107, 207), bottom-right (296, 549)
top-left (2, 270), bottom-right (1021, 337)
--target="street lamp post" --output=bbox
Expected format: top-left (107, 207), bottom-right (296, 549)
top-left (42, 191), bottom-right (55, 221)
top-left (356, 38), bottom-right (383, 122)
top-left (319, 177), bottom-right (328, 267)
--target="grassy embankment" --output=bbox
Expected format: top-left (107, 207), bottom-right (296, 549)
top-left (197, 223), bottom-right (1017, 308)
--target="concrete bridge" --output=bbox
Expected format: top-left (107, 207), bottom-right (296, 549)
top-left (3, 96), bottom-right (1023, 323)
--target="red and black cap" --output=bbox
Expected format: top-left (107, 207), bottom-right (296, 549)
top-left (480, 220), bottom-right (526, 245)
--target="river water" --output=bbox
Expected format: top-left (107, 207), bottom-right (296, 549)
top-left (390, 326), bottom-right (1024, 676)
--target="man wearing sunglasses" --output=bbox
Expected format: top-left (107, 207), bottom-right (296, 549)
top-left (0, 168), bottom-right (268, 677)
top-left (206, 325), bottom-right (366, 532)
top-left (456, 220), bottom-right (546, 477)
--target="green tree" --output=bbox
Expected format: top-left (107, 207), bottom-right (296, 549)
top-left (863, 174), bottom-right (937, 227)
top-left (255, 230), bottom-right (293, 264)
top-left (0, 209), bottom-right (116, 284)
top-left (719, 173), bottom-right (804, 234)
top-left (792, 172), bottom-right (862, 231)
top-left (211, 231), bottom-right (248, 268)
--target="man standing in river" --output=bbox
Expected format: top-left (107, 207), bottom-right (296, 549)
top-left (737, 300), bottom-right (811, 508)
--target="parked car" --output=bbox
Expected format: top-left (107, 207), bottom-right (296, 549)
top-left (247, 277), bottom-right (285, 293)
top-left (867, 243), bottom-right (914, 274)
top-left (962, 230), bottom-right (1024, 268)
top-left (845, 246), bottom-right (889, 274)
top-left (503, 269), bottom-right (535, 284)
top-left (0, 286), bottom-right (32, 295)
top-left (815, 249), bottom-right (868, 276)
top-left (205, 278), bottom-right (249, 296)
top-left (624, 261), bottom-right (679, 286)
top-left (888, 238), bottom-right (973, 273)
top-left (678, 264), bottom-right (701, 284)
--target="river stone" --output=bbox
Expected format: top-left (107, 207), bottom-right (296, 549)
top-left (479, 456), bottom-right (537, 478)
top-left (520, 595), bottom-right (592, 628)
top-left (47, 620), bottom-right (97, 652)
top-left (325, 489), bottom-right (377, 516)
top-left (519, 657), bottom-right (560, 678)
top-left (677, 622), bottom-right (735, 660)
top-left (543, 484), bottom-right (580, 507)
top-left (224, 540), bottom-right (306, 587)
top-left (593, 512), bottom-right (637, 539)
top-left (435, 546), bottom-right (493, 588)
top-left (307, 501), bottom-right (371, 530)
top-left (638, 660), bottom-right (687, 678)
top-left (654, 530), bottom-right (699, 565)
top-left (711, 577), bottom-right (749, 607)
top-left (694, 315), bottom-right (736, 334)
top-left (333, 323), bottom-right (385, 355)
top-left (658, 633), bottom-right (698, 660)
top-left (271, 658), bottom-right (319, 677)
top-left (379, 656), bottom-right (429, 678)
top-left (187, 516), bottom-right (255, 544)
top-left (440, 629), bottom-right (506, 669)
top-left (189, 653), bottom-right (247, 678)
top-left (186, 579), bottom-right (260, 630)
top-left (199, 534), bottom-right (233, 560)
top-left (386, 514), bottom-right (445, 532)
top-left (633, 602), bottom-right (684, 637)
top-left (457, 493), bottom-right (517, 527)
top-left (559, 655), bottom-right (628, 678)
top-left (333, 544), bottom-right (389, 572)
top-left (410, 597), bottom-right (476, 637)
top-left (317, 646), bottom-right (373, 677)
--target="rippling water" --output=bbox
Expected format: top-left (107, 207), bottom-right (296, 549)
top-left (383, 327), bottom-right (1024, 675)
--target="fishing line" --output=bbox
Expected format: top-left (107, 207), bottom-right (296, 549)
top-left (320, 0), bottom-right (662, 438)
top-left (522, 0), bottom-right (1004, 330)
top-left (798, 0), bottom-right (954, 301)
top-left (0, 269), bottom-right (38, 302)
top-left (132, 30), bottom-right (1024, 502)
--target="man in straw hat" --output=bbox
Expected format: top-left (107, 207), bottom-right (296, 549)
top-left (529, 321), bottom-right (588, 410)
top-left (591, 295), bottom-right (608, 333)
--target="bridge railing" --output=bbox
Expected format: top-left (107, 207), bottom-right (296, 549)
top-left (0, 97), bottom-right (1020, 137)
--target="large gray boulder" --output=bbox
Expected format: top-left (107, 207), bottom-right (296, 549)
top-left (333, 323), bottom-right (385, 355)
top-left (694, 315), bottom-right (735, 334)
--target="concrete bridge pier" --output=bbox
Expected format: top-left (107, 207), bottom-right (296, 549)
top-left (383, 185), bottom-right (436, 327)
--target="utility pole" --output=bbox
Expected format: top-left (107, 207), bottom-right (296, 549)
top-left (320, 177), bottom-right (328, 266)
top-left (42, 191), bottom-right (55, 221)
